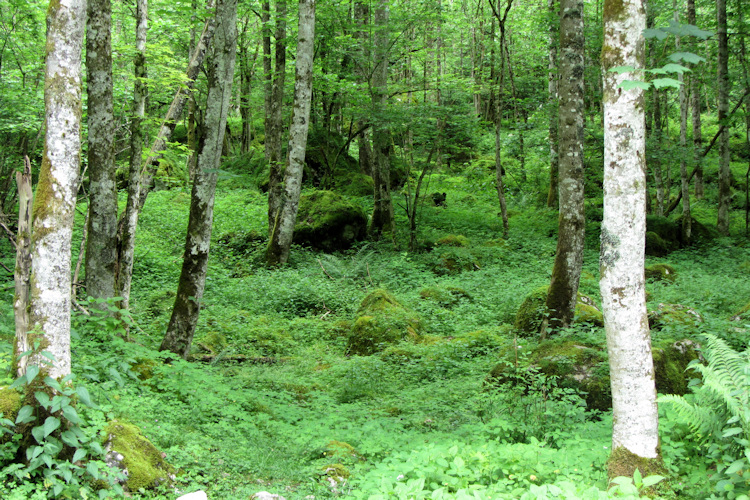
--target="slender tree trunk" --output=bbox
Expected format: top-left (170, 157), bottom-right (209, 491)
top-left (266, 0), bottom-right (287, 235)
top-left (23, 0), bottom-right (86, 379)
top-left (601, 0), bottom-right (660, 474)
top-left (544, 0), bottom-right (584, 334)
top-left (652, 88), bottom-right (665, 215)
top-left (116, 4), bottom-right (215, 309)
top-left (355, 0), bottom-right (372, 176)
top-left (369, 0), bottom-right (394, 236)
top-left (546, 0), bottom-right (559, 208)
top-left (717, 0), bottom-right (731, 235)
top-left (239, 23), bottom-right (258, 154)
top-left (14, 158), bottom-right (32, 377)
top-left (85, 0), bottom-right (117, 304)
top-left (160, 0), bottom-right (237, 358)
top-left (675, 2), bottom-right (691, 240)
top-left (116, 0), bottom-right (147, 312)
top-left (688, 0), bottom-right (703, 199)
top-left (266, 0), bottom-right (315, 266)
top-left (187, 0), bottom-right (199, 186)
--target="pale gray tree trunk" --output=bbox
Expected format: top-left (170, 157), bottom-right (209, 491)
top-left (14, 158), bottom-right (32, 377)
top-left (369, 0), bottom-right (394, 236)
top-left (544, 0), bottom-right (584, 334)
top-left (717, 0), bottom-right (731, 235)
top-left (23, 0), bottom-right (86, 379)
top-left (265, 0), bottom-right (287, 235)
top-left (266, 0), bottom-right (315, 266)
top-left (688, 0), bottom-right (703, 199)
top-left (675, 3), bottom-right (691, 240)
top-left (160, 0), bottom-right (237, 358)
top-left (85, 0), bottom-right (117, 304)
top-left (546, 0), bottom-right (559, 208)
top-left (601, 0), bottom-right (660, 473)
top-left (117, 4), bottom-right (215, 309)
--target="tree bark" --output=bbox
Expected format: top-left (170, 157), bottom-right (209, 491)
top-left (23, 0), bottom-right (86, 379)
top-left (266, 0), bottom-right (315, 266)
top-left (265, 0), bottom-right (287, 235)
top-left (369, 0), bottom-right (394, 236)
top-left (116, 2), bottom-right (215, 309)
top-left (675, 2), bottom-right (691, 240)
top-left (160, 0), bottom-right (237, 358)
top-left (687, 0), bottom-right (703, 199)
top-left (601, 0), bottom-right (660, 473)
top-left (546, 0), bottom-right (559, 208)
top-left (544, 0), bottom-right (584, 334)
top-left (85, 0), bottom-right (117, 304)
top-left (717, 0), bottom-right (731, 235)
top-left (14, 158), bottom-right (32, 377)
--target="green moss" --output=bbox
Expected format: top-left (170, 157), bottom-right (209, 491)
top-left (358, 289), bottom-right (402, 314)
top-left (645, 264), bottom-right (677, 282)
top-left (648, 303), bottom-right (702, 333)
top-left (607, 446), bottom-right (666, 483)
top-left (574, 301), bottom-right (604, 326)
top-left (652, 339), bottom-right (700, 395)
top-left (419, 286), bottom-right (473, 307)
top-left (436, 234), bottom-right (470, 247)
top-left (514, 286), bottom-right (551, 336)
top-left (324, 440), bottom-right (360, 462)
top-left (0, 387), bottom-right (21, 423)
top-left (645, 231), bottom-right (671, 257)
top-left (294, 190), bottom-right (367, 252)
top-left (347, 290), bottom-right (422, 355)
top-left (130, 358), bottom-right (158, 381)
top-left (430, 248), bottom-right (480, 275)
top-left (322, 463), bottom-right (350, 479)
top-left (104, 420), bottom-right (173, 492)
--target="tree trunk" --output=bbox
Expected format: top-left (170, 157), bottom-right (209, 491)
top-left (717, 0), bottom-right (731, 235)
top-left (266, 0), bottom-right (315, 266)
top-left (160, 0), bottom-right (237, 358)
top-left (601, 0), bottom-right (660, 474)
top-left (369, 0), bottom-right (394, 236)
top-left (675, 2), bottom-right (691, 240)
top-left (687, 0), bottom-right (703, 199)
top-left (266, 0), bottom-right (287, 235)
top-left (544, 0), bottom-right (584, 334)
top-left (85, 0), bottom-right (117, 304)
top-left (116, 3), bottom-right (215, 309)
top-left (546, 0), bottom-right (559, 208)
top-left (23, 0), bottom-right (86, 379)
top-left (14, 158), bottom-right (32, 377)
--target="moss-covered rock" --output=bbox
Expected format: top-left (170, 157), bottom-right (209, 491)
top-left (419, 286), bottom-right (473, 307)
top-left (436, 234), bottom-right (470, 247)
top-left (0, 386), bottom-right (21, 423)
top-left (347, 290), bottom-right (422, 355)
top-left (645, 263), bottom-right (677, 282)
top-left (514, 286), bottom-right (603, 336)
top-left (645, 231), bottom-right (672, 257)
top-left (652, 339), bottom-right (701, 395)
top-left (429, 247), bottom-right (480, 275)
top-left (648, 303), bottom-right (702, 333)
top-left (293, 190), bottom-right (367, 252)
top-left (104, 420), bottom-right (173, 492)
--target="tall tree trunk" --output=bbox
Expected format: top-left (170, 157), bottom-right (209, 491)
top-left (239, 20), bottom-right (258, 154)
top-left (22, 0), bottom-right (86, 379)
top-left (544, 0), bottom-right (584, 335)
top-left (688, 0), bottom-right (703, 199)
top-left (266, 0), bottom-right (287, 235)
top-left (675, 2), bottom-right (691, 240)
top-left (116, 4), bottom-right (215, 309)
top-left (266, 0), bottom-right (315, 266)
top-left (717, 0), bottom-right (731, 235)
top-left (355, 0), bottom-right (373, 176)
top-left (14, 159), bottom-right (32, 377)
top-left (85, 0), bottom-right (117, 304)
top-left (601, 0), bottom-right (660, 474)
top-left (116, 0), bottom-right (147, 312)
top-left (369, 0), bottom-right (394, 236)
top-left (546, 0), bottom-right (559, 208)
top-left (160, 0), bottom-right (237, 358)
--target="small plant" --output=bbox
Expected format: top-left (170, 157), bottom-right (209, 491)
top-left (607, 468), bottom-right (666, 498)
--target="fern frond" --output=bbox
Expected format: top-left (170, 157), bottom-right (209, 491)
top-left (658, 394), bottom-right (722, 437)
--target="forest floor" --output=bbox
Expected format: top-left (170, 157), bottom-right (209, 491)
top-left (2, 169), bottom-right (750, 499)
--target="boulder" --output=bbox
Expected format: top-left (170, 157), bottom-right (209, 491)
top-left (293, 190), bottom-right (367, 252)
top-left (104, 420), bottom-right (174, 492)
top-left (0, 386), bottom-right (21, 424)
top-left (648, 303), bottom-right (702, 333)
top-left (347, 290), bottom-right (422, 355)
top-left (513, 286), bottom-right (603, 336)
top-left (645, 263), bottom-right (677, 282)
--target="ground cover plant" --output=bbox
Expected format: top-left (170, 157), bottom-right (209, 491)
top-left (2, 151), bottom-right (749, 499)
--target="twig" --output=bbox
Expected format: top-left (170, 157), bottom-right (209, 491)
top-left (317, 258), bottom-right (335, 280)
top-left (0, 260), bottom-right (12, 273)
top-left (0, 220), bottom-right (16, 249)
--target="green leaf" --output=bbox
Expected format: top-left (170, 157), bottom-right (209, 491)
top-left (609, 65), bottom-right (637, 74)
top-left (34, 391), bottom-right (51, 409)
top-left (633, 468), bottom-right (643, 485)
top-left (61, 430), bottom-right (79, 447)
top-left (72, 448), bottom-right (87, 462)
top-left (44, 377), bottom-right (63, 393)
top-left (40, 351), bottom-right (56, 363)
top-left (87, 462), bottom-right (101, 480)
top-left (618, 80), bottom-right (651, 91)
top-left (660, 63), bottom-right (690, 74)
top-left (31, 425), bottom-right (44, 444)
top-left (15, 405), bottom-right (34, 425)
top-left (610, 476), bottom-right (633, 486)
top-left (62, 405), bottom-right (81, 425)
top-left (652, 78), bottom-right (682, 89)
top-left (43, 416), bottom-right (61, 438)
top-left (669, 52), bottom-right (706, 64)
top-left (725, 459), bottom-right (746, 475)
top-left (641, 475), bottom-right (666, 487)
top-left (76, 386), bottom-right (94, 407)
top-left (643, 28), bottom-right (668, 40)
top-left (723, 427), bottom-right (744, 437)
top-left (453, 456), bottom-right (465, 469)
top-left (53, 483), bottom-right (63, 496)
top-left (25, 365), bottom-right (40, 384)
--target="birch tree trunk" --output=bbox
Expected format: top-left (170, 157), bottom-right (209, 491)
top-left (22, 0), bottom-right (86, 379)
top-left (160, 0), bottom-right (237, 358)
top-left (717, 0), bottom-right (731, 235)
top-left (265, 0), bottom-right (287, 235)
top-left (601, 0), bottom-right (660, 475)
top-left (14, 158), bottom-right (32, 377)
top-left (369, 0), bottom-right (394, 236)
top-left (117, 4), bottom-right (215, 309)
top-left (85, 0), bottom-right (117, 304)
top-left (545, 0), bottom-right (584, 334)
top-left (266, 0), bottom-right (315, 266)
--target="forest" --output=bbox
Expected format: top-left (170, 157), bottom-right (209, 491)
top-left (1, 0), bottom-right (750, 498)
